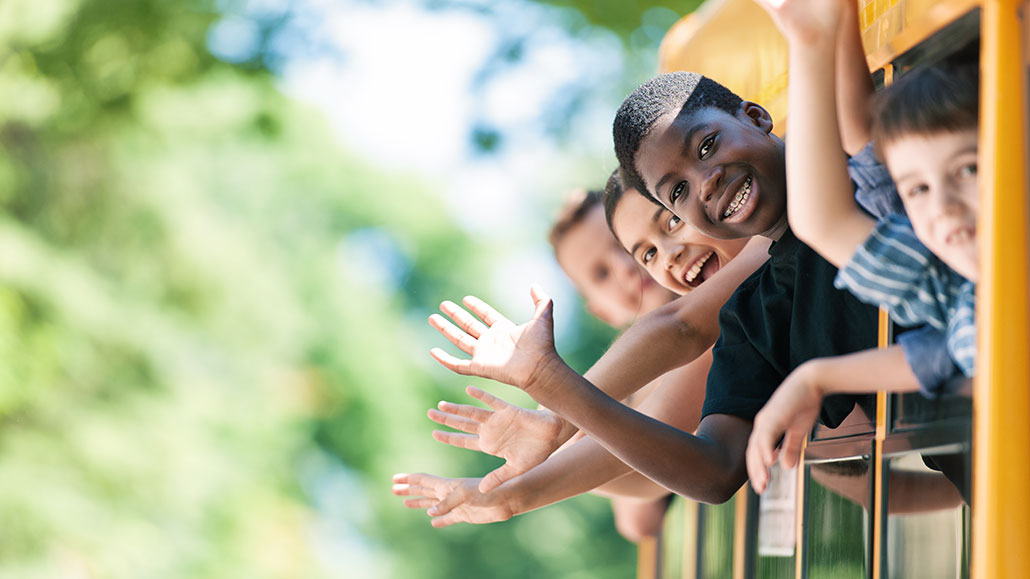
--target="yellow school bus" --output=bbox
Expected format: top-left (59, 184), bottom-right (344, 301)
top-left (638, 1), bottom-right (1029, 578)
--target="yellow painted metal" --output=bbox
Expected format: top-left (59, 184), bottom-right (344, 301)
top-left (732, 485), bottom-right (748, 579)
top-left (658, 0), bottom-right (789, 135)
top-left (794, 440), bottom-right (806, 579)
top-left (872, 308), bottom-right (891, 579)
top-left (637, 535), bottom-right (659, 579)
top-left (974, 1), bottom-right (1030, 577)
top-left (682, 500), bottom-right (699, 579)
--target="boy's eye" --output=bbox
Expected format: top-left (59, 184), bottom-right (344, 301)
top-left (666, 213), bottom-right (682, 231)
top-left (641, 248), bottom-right (656, 265)
top-left (906, 184), bottom-right (929, 198)
top-left (593, 265), bottom-right (609, 282)
top-left (958, 162), bottom-right (978, 178)
top-left (670, 181), bottom-right (687, 204)
top-left (698, 135), bottom-right (716, 159)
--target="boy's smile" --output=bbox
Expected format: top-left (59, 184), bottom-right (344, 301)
top-left (635, 103), bottom-right (788, 241)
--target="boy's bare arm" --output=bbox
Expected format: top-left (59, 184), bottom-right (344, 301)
top-left (430, 289), bottom-right (752, 503)
top-left (747, 345), bottom-right (919, 493)
top-left (428, 236), bottom-right (769, 486)
top-left (429, 349), bottom-right (710, 500)
top-left (835, 0), bottom-right (874, 155)
top-left (757, 0), bottom-right (875, 267)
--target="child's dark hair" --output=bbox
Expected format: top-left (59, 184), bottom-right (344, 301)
top-left (548, 189), bottom-right (603, 250)
top-left (870, 62), bottom-right (979, 159)
top-left (602, 167), bottom-right (663, 243)
top-left (613, 72), bottom-right (743, 197)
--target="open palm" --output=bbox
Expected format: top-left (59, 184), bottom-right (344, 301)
top-left (391, 472), bottom-right (514, 528)
top-left (429, 385), bottom-right (566, 493)
top-left (429, 286), bottom-right (558, 391)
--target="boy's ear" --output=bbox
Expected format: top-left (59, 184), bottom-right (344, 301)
top-left (738, 101), bottom-right (774, 134)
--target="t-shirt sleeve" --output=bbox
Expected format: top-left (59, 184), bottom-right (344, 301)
top-left (834, 216), bottom-right (951, 330)
top-left (701, 281), bottom-right (785, 421)
top-left (897, 325), bottom-right (963, 398)
top-left (848, 142), bottom-right (905, 219)
top-left (701, 331), bottom-right (783, 421)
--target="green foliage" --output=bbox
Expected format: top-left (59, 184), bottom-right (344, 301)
top-left (0, 0), bottom-right (647, 577)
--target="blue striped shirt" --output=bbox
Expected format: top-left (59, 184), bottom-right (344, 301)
top-left (834, 215), bottom-right (976, 378)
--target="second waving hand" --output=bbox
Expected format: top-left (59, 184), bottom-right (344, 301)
top-left (428, 385), bottom-right (564, 493)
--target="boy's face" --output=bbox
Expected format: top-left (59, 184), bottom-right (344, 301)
top-left (610, 188), bottom-right (749, 295)
top-left (884, 129), bottom-right (980, 281)
top-left (635, 103), bottom-right (787, 241)
top-left (555, 205), bottom-right (675, 327)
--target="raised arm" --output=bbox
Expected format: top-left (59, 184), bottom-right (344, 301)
top-left (835, 0), bottom-right (874, 154)
top-left (756, 0), bottom-right (875, 267)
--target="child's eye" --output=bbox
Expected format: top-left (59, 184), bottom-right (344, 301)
top-left (593, 265), bottom-right (609, 282)
top-left (906, 184), bottom-right (929, 198)
top-left (958, 162), bottom-right (978, 178)
top-left (641, 248), bottom-right (656, 265)
top-left (666, 214), bottom-right (682, 231)
top-left (670, 181), bottom-right (687, 204)
top-left (698, 135), bottom-right (716, 159)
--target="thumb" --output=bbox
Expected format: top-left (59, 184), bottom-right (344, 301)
top-left (529, 285), bottom-right (553, 326)
top-left (478, 462), bottom-right (518, 494)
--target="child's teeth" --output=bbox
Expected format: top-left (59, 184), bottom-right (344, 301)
top-left (684, 252), bottom-right (713, 283)
top-left (723, 177), bottom-right (751, 218)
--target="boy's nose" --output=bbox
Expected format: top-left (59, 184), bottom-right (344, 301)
top-left (699, 167), bottom-right (725, 204)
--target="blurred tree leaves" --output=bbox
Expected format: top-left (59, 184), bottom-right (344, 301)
top-left (0, 0), bottom-right (644, 577)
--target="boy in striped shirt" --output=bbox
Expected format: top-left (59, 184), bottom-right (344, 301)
top-left (747, 0), bottom-right (978, 493)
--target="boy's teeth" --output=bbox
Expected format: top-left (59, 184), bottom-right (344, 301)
top-left (723, 177), bottom-right (752, 218)
top-left (684, 251), bottom-right (714, 283)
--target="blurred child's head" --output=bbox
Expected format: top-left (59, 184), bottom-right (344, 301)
top-left (613, 72), bottom-right (787, 241)
top-left (550, 189), bottom-right (676, 327)
top-left (604, 170), bottom-right (749, 295)
top-left (871, 63), bottom-right (980, 280)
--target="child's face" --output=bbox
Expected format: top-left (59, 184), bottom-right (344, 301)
top-left (555, 205), bottom-right (676, 327)
top-left (635, 103), bottom-right (787, 241)
top-left (611, 189), bottom-right (749, 295)
top-left (884, 128), bottom-right (980, 281)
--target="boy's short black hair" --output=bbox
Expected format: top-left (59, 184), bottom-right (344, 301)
top-left (870, 62), bottom-right (979, 158)
top-left (613, 72), bottom-right (743, 198)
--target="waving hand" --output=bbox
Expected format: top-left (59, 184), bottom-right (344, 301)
top-left (429, 286), bottom-right (561, 393)
top-left (392, 472), bottom-right (515, 528)
top-left (429, 385), bottom-right (565, 493)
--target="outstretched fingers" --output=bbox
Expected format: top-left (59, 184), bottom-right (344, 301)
top-left (461, 295), bottom-right (507, 327)
top-left (440, 300), bottom-right (488, 338)
top-left (465, 385), bottom-right (512, 412)
top-left (429, 347), bottom-right (474, 375)
top-left (432, 399), bottom-right (492, 426)
top-left (428, 314), bottom-right (477, 355)
top-left (431, 430), bottom-right (481, 451)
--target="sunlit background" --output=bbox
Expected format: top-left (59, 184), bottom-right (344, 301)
top-left (0, 0), bottom-right (700, 576)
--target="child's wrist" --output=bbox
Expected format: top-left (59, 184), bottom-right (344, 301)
top-left (523, 352), bottom-right (572, 402)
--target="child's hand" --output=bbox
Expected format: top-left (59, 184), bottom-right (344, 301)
top-left (753, 0), bottom-right (848, 45)
top-left (746, 361), bottom-right (826, 493)
top-left (391, 473), bottom-right (515, 528)
top-left (428, 385), bottom-right (565, 494)
top-left (429, 286), bottom-right (562, 394)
